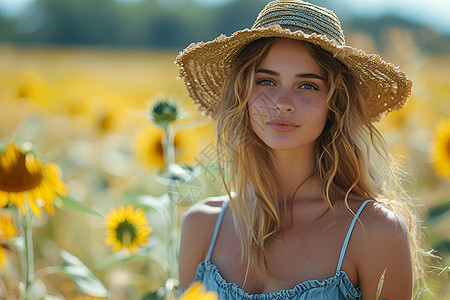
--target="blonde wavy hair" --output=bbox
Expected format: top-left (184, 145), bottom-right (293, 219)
top-left (215, 37), bottom-right (428, 295)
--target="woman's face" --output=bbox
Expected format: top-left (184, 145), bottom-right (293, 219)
top-left (248, 39), bottom-right (330, 152)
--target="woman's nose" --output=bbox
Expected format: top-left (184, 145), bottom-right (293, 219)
top-left (275, 103), bottom-right (294, 113)
top-left (274, 95), bottom-right (295, 113)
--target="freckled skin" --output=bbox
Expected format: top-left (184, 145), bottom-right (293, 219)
top-left (248, 39), bottom-right (329, 152)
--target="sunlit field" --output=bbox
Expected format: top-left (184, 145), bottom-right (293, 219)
top-left (0, 38), bottom-right (449, 299)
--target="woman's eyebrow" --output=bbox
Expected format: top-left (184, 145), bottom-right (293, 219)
top-left (256, 68), bottom-right (325, 81)
top-left (296, 73), bottom-right (325, 81)
top-left (256, 68), bottom-right (278, 76)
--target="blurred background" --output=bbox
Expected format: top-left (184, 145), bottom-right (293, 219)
top-left (0, 0), bottom-right (449, 299)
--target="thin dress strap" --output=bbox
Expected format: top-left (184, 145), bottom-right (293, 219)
top-left (336, 199), bottom-right (372, 274)
top-left (205, 200), bottom-right (229, 261)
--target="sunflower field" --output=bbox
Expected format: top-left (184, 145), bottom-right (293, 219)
top-left (0, 28), bottom-right (449, 299)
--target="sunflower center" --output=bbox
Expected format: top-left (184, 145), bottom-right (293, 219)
top-left (0, 155), bottom-right (43, 192)
top-left (154, 134), bottom-right (180, 157)
top-left (154, 140), bottom-right (164, 158)
top-left (116, 220), bottom-right (137, 246)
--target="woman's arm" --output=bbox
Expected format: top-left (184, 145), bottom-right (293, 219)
top-left (358, 205), bottom-right (413, 300)
top-left (178, 199), bottom-right (223, 290)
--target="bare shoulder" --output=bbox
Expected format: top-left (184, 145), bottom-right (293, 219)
top-left (348, 200), bottom-right (411, 261)
top-left (351, 200), bottom-right (413, 299)
top-left (334, 199), bottom-right (410, 242)
top-left (181, 196), bottom-right (228, 230)
top-left (356, 201), bottom-right (410, 242)
top-left (178, 195), bottom-right (229, 290)
top-left (180, 195), bottom-right (229, 255)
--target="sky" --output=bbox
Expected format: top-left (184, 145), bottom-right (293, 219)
top-left (0, 0), bottom-right (449, 34)
top-left (339, 0), bottom-right (450, 34)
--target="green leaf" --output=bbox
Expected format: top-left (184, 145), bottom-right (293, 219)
top-left (60, 250), bottom-right (108, 297)
top-left (376, 268), bottom-right (387, 299)
top-left (57, 195), bottom-right (103, 218)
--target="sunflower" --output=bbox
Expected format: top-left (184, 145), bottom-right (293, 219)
top-left (0, 210), bottom-right (18, 270)
top-left (132, 123), bottom-right (213, 170)
top-left (14, 69), bottom-right (51, 106)
top-left (0, 142), bottom-right (67, 216)
top-left (179, 282), bottom-right (218, 300)
top-left (133, 125), bottom-right (166, 169)
top-left (431, 119), bottom-right (450, 178)
top-left (105, 205), bottom-right (152, 254)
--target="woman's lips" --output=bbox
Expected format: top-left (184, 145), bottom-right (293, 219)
top-left (267, 119), bottom-right (300, 132)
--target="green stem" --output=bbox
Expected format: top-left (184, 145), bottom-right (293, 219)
top-left (169, 200), bottom-right (177, 280)
top-left (163, 124), bottom-right (178, 298)
top-left (22, 212), bottom-right (34, 293)
top-left (165, 125), bottom-right (175, 165)
top-left (170, 204), bottom-right (179, 300)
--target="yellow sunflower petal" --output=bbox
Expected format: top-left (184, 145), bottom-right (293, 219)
top-left (112, 243), bottom-right (122, 252)
top-left (0, 142), bottom-right (20, 172)
top-left (44, 162), bottom-right (67, 195)
top-left (105, 209), bottom-right (122, 226)
top-left (43, 200), bottom-right (56, 215)
top-left (104, 205), bottom-right (151, 254)
top-left (181, 281), bottom-right (202, 298)
top-left (431, 119), bottom-right (450, 178)
top-left (44, 161), bottom-right (62, 178)
top-left (125, 205), bottom-right (133, 217)
top-left (33, 181), bottom-right (56, 216)
top-left (132, 125), bottom-right (166, 170)
top-left (180, 282), bottom-right (218, 300)
top-left (0, 210), bottom-right (18, 239)
top-left (0, 142), bottom-right (67, 217)
top-left (105, 219), bottom-right (117, 229)
top-left (28, 188), bottom-right (42, 204)
top-left (9, 192), bottom-right (26, 214)
top-left (26, 192), bottom-right (42, 217)
top-left (0, 192), bottom-right (9, 207)
top-left (0, 245), bottom-right (6, 270)
top-left (24, 153), bottom-right (42, 176)
top-left (105, 235), bottom-right (117, 245)
top-left (175, 124), bottom-right (214, 166)
top-left (135, 236), bottom-right (148, 245)
top-left (37, 181), bottom-right (55, 202)
top-left (29, 183), bottom-right (42, 199)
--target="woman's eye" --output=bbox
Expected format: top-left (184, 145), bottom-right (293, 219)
top-left (256, 78), bottom-right (275, 86)
top-left (300, 83), bottom-right (319, 91)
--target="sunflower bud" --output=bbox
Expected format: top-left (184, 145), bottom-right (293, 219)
top-left (149, 100), bottom-right (178, 129)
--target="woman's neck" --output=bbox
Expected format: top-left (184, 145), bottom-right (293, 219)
top-left (271, 147), bottom-right (319, 203)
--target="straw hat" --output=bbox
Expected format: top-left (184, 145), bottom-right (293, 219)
top-left (175, 0), bottom-right (413, 121)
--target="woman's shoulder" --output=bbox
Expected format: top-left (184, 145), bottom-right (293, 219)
top-left (332, 199), bottom-right (410, 252)
top-left (348, 201), bottom-right (413, 297)
top-left (353, 200), bottom-right (410, 240)
top-left (344, 200), bottom-right (413, 298)
top-left (347, 200), bottom-right (412, 269)
top-left (180, 194), bottom-right (231, 244)
top-left (178, 195), bottom-right (231, 289)
top-left (182, 195), bottom-right (229, 227)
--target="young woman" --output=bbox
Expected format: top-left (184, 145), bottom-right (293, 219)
top-left (176, 1), bottom-right (426, 299)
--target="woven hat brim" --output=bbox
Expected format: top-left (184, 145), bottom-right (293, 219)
top-left (176, 25), bottom-right (413, 122)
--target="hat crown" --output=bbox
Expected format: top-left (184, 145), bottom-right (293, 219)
top-left (252, 0), bottom-right (345, 46)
